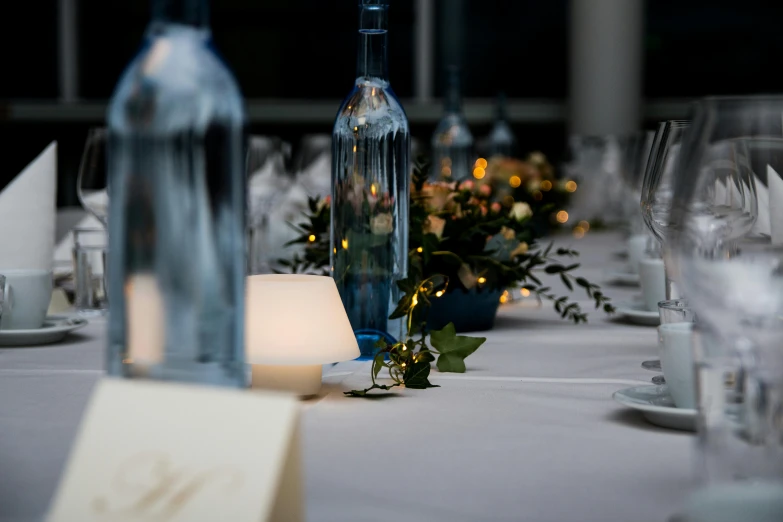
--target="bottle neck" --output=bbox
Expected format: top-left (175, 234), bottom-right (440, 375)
top-left (444, 70), bottom-right (462, 114)
top-left (152, 0), bottom-right (209, 27)
top-left (495, 93), bottom-right (508, 122)
top-left (356, 4), bottom-right (389, 82)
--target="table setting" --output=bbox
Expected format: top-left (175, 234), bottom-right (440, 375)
top-left (3, 0), bottom-right (783, 520)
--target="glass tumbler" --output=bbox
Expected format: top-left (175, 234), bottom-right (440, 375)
top-left (72, 227), bottom-right (108, 316)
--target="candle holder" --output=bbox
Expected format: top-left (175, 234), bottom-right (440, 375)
top-left (245, 274), bottom-right (360, 396)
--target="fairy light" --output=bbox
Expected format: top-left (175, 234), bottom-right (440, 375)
top-left (573, 226), bottom-right (585, 239)
top-left (475, 158), bottom-right (488, 169)
top-left (473, 167), bottom-right (486, 179)
top-left (556, 210), bottom-right (569, 224)
top-left (411, 294), bottom-right (418, 307)
top-left (578, 220), bottom-right (590, 231)
top-left (341, 239), bottom-right (349, 250)
top-left (509, 176), bottom-right (522, 188)
top-left (533, 191), bottom-right (543, 201)
top-left (371, 184), bottom-right (377, 196)
top-left (520, 288), bottom-right (531, 297)
top-left (541, 180), bottom-right (553, 191)
top-left (353, 145), bottom-right (357, 153)
top-left (565, 180), bottom-right (578, 192)
top-left (334, 248), bottom-right (337, 254)
top-left (401, 362), bottom-right (406, 368)
top-left (417, 247), bottom-right (423, 253)
top-left (308, 234), bottom-right (316, 242)
top-left (478, 277), bottom-right (487, 284)
top-left (435, 290), bottom-right (444, 297)
top-left (499, 294), bottom-right (508, 304)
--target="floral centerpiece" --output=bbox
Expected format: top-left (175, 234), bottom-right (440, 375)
top-left (281, 160), bottom-right (612, 330)
top-left (280, 160), bottom-right (613, 396)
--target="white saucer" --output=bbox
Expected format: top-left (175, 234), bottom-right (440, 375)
top-left (614, 301), bottom-right (660, 326)
top-left (0, 315), bottom-right (89, 347)
top-left (613, 384), bottom-right (697, 431)
top-left (603, 269), bottom-right (640, 286)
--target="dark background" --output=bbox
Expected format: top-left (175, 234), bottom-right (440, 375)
top-left (2, 0), bottom-right (783, 206)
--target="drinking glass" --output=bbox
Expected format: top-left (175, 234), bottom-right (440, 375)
top-left (667, 96), bottom-right (783, 517)
top-left (72, 227), bottom-right (108, 316)
top-left (619, 130), bottom-right (655, 235)
top-left (658, 298), bottom-right (696, 324)
top-left (246, 136), bottom-right (292, 274)
top-left (641, 120), bottom-right (692, 298)
top-left (77, 128), bottom-right (109, 227)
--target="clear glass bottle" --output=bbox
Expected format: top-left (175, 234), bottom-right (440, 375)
top-left (431, 66), bottom-right (474, 181)
top-left (331, 0), bottom-right (411, 358)
top-left (106, 0), bottom-right (247, 387)
top-left (487, 92), bottom-right (516, 159)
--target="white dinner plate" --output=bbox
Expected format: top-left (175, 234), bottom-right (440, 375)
top-left (614, 301), bottom-right (659, 326)
top-left (603, 269), bottom-right (640, 286)
top-left (613, 384), bottom-right (697, 431)
top-left (0, 315), bottom-right (88, 347)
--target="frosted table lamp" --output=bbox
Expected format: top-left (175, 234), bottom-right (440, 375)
top-left (245, 274), bottom-right (360, 396)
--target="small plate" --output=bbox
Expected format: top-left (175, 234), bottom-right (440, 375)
top-left (0, 315), bottom-right (88, 347)
top-left (614, 301), bottom-right (660, 326)
top-left (603, 269), bottom-right (640, 287)
top-left (613, 384), bottom-right (697, 431)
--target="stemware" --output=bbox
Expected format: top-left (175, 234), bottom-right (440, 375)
top-left (246, 136), bottom-right (293, 275)
top-left (618, 130), bottom-right (655, 235)
top-left (76, 128), bottom-right (109, 227)
top-left (641, 119), bottom-right (691, 297)
top-left (667, 96), bottom-right (783, 516)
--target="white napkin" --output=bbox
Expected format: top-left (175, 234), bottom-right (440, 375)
top-left (769, 165), bottom-right (783, 244)
top-left (0, 142), bottom-right (57, 271)
top-left (752, 174), bottom-right (770, 237)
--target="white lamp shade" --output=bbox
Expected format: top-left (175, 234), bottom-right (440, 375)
top-left (245, 274), bottom-right (360, 365)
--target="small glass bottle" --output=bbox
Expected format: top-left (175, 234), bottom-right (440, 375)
top-left (431, 66), bottom-right (474, 181)
top-left (331, 0), bottom-right (411, 358)
top-left (487, 92), bottom-right (516, 159)
top-left (106, 0), bottom-right (247, 387)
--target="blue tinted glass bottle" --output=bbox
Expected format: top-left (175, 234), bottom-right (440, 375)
top-left (488, 92), bottom-right (516, 159)
top-left (331, 0), bottom-right (411, 358)
top-left (106, 0), bottom-right (247, 387)
top-left (431, 66), bottom-right (474, 180)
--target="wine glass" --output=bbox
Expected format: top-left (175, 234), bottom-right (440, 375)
top-left (76, 128), bottom-right (109, 227)
top-left (666, 97), bottom-right (783, 512)
top-left (641, 119), bottom-right (691, 297)
top-left (619, 130), bottom-right (655, 235)
top-left (246, 135), bottom-right (293, 274)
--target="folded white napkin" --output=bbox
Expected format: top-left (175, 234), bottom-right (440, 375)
top-left (769, 166), bottom-right (783, 245)
top-left (0, 142), bottom-right (57, 271)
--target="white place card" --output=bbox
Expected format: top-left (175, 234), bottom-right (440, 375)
top-left (47, 378), bottom-right (303, 522)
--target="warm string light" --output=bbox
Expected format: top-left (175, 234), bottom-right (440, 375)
top-left (499, 290), bottom-right (509, 304)
top-left (520, 288), bottom-right (530, 297)
top-left (477, 277), bottom-right (487, 284)
top-left (435, 290), bottom-right (444, 297)
top-left (475, 158), bottom-right (488, 169)
top-left (509, 176), bottom-right (522, 188)
top-left (578, 220), bottom-right (590, 231)
top-left (540, 180), bottom-right (552, 191)
top-left (572, 226), bottom-right (585, 239)
top-left (308, 234), bottom-right (316, 242)
top-left (556, 210), bottom-right (569, 224)
top-left (341, 239), bottom-right (349, 250)
top-left (473, 167), bottom-right (486, 179)
top-left (417, 246), bottom-right (423, 253)
top-left (565, 181), bottom-right (578, 192)
top-left (371, 184), bottom-right (377, 196)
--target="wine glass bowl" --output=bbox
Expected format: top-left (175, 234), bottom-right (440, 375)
top-left (76, 128), bottom-right (109, 227)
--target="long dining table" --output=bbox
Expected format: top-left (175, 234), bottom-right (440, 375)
top-left (0, 231), bottom-right (695, 522)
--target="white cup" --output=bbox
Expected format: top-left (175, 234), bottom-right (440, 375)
top-left (626, 234), bottom-right (649, 274)
top-left (658, 322), bottom-right (695, 409)
top-left (639, 258), bottom-right (666, 312)
top-left (0, 269), bottom-right (53, 330)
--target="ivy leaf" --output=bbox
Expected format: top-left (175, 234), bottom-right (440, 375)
top-left (372, 352), bottom-right (386, 380)
top-left (416, 349), bottom-right (436, 363)
top-left (403, 358), bottom-right (437, 389)
top-left (430, 323), bottom-right (486, 373)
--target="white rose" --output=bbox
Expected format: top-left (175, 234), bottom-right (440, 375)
top-left (370, 213), bottom-right (394, 235)
top-left (510, 202), bottom-right (533, 221)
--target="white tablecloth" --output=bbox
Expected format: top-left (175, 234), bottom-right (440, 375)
top-left (0, 232), bottom-right (695, 522)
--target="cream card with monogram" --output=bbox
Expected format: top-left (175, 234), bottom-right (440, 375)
top-left (47, 378), bottom-right (303, 522)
